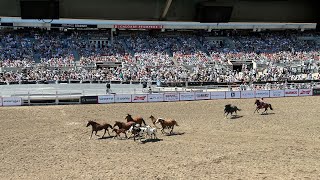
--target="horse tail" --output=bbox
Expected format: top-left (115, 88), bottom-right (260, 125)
top-left (237, 107), bottom-right (241, 111)
top-left (142, 119), bottom-right (147, 126)
top-left (269, 104), bottom-right (273, 110)
top-left (107, 124), bottom-right (113, 129)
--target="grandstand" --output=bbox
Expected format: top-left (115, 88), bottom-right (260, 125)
top-left (0, 0), bottom-right (319, 88)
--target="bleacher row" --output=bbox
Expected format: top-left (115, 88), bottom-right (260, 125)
top-left (0, 29), bottom-right (319, 83)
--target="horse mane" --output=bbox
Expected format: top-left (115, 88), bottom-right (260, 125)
top-left (225, 104), bottom-right (231, 107)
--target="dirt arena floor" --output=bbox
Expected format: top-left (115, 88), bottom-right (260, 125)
top-left (1, 96), bottom-right (320, 180)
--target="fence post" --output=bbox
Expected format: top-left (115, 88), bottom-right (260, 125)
top-left (55, 91), bottom-right (58, 105)
top-left (28, 91), bottom-right (31, 106)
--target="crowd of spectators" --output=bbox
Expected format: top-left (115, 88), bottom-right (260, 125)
top-left (1, 29), bottom-right (319, 84)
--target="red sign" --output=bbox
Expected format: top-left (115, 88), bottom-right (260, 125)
top-left (114, 25), bottom-right (163, 29)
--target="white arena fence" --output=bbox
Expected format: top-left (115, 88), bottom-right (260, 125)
top-left (1, 88), bottom-right (319, 107)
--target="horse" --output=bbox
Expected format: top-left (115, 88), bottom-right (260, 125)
top-left (113, 121), bottom-right (135, 131)
top-left (224, 104), bottom-right (241, 118)
top-left (149, 115), bottom-right (161, 129)
top-left (254, 99), bottom-right (273, 114)
top-left (155, 118), bottom-right (179, 134)
top-left (112, 129), bottom-right (128, 139)
top-left (86, 120), bottom-right (113, 139)
top-left (125, 114), bottom-right (146, 126)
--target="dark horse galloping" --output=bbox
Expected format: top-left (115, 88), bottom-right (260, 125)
top-left (224, 104), bottom-right (241, 118)
top-left (86, 120), bottom-right (113, 139)
top-left (254, 99), bottom-right (273, 114)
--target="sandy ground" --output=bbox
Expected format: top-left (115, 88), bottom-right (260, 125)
top-left (0, 96), bottom-right (320, 180)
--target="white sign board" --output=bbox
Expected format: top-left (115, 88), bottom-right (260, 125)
top-left (148, 94), bottom-right (164, 102)
top-left (163, 93), bottom-right (179, 102)
top-left (114, 94), bottom-right (132, 103)
top-left (240, 91), bottom-right (255, 99)
top-left (225, 91), bottom-right (241, 99)
top-left (195, 92), bottom-right (210, 100)
top-left (2, 97), bottom-right (22, 106)
top-left (131, 94), bottom-right (148, 103)
top-left (98, 95), bottom-right (115, 104)
top-left (269, 90), bottom-right (285, 98)
top-left (210, 91), bottom-right (226, 99)
top-left (298, 89), bottom-right (313, 96)
top-left (179, 93), bottom-right (195, 101)
top-left (255, 90), bottom-right (270, 98)
top-left (285, 89), bottom-right (298, 97)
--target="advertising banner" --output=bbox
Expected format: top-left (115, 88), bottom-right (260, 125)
top-left (0, 97), bottom-right (2, 106)
top-left (195, 92), bottom-right (210, 100)
top-left (240, 91), bottom-right (255, 99)
top-left (210, 91), bottom-right (226, 99)
top-left (269, 90), bottom-right (285, 98)
top-left (114, 94), bottom-right (132, 103)
top-left (164, 93), bottom-right (179, 102)
top-left (255, 90), bottom-right (270, 98)
top-left (179, 93), bottom-right (195, 101)
top-left (80, 96), bottom-right (98, 104)
top-left (2, 97), bottom-right (22, 106)
top-left (131, 94), bottom-right (148, 103)
top-left (98, 95), bottom-right (115, 104)
top-left (284, 89), bottom-right (299, 97)
top-left (114, 25), bottom-right (163, 29)
top-left (298, 89), bottom-right (313, 96)
top-left (313, 88), bottom-right (320, 96)
top-left (148, 94), bottom-right (164, 102)
top-left (225, 91), bottom-right (241, 99)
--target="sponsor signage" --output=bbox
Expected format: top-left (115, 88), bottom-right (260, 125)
top-left (114, 25), bottom-right (163, 29)
top-left (298, 89), bottom-right (313, 96)
top-left (179, 93), bottom-right (195, 101)
top-left (164, 93), bottom-right (179, 102)
top-left (0, 97), bottom-right (3, 106)
top-left (131, 94), bottom-right (148, 103)
top-left (195, 92), bottom-right (210, 100)
top-left (269, 90), bottom-right (285, 98)
top-left (313, 88), bottom-right (320, 96)
top-left (225, 91), bottom-right (241, 99)
top-left (98, 95), bottom-right (115, 104)
top-left (80, 96), bottom-right (98, 104)
top-left (210, 91), bottom-right (226, 99)
top-left (285, 89), bottom-right (298, 97)
top-left (115, 94), bottom-right (132, 103)
top-left (255, 90), bottom-right (270, 98)
top-left (2, 97), bottom-right (22, 106)
top-left (240, 91), bottom-right (255, 99)
top-left (148, 94), bottom-right (164, 102)
top-left (51, 24), bottom-right (98, 28)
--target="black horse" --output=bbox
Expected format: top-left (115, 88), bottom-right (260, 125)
top-left (224, 104), bottom-right (241, 118)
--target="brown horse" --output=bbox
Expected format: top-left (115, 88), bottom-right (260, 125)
top-left (113, 121), bottom-right (135, 131)
top-left (155, 118), bottom-right (179, 134)
top-left (254, 99), bottom-right (273, 114)
top-left (86, 120), bottom-right (113, 139)
top-left (112, 129), bottom-right (128, 139)
top-left (125, 114), bottom-right (146, 126)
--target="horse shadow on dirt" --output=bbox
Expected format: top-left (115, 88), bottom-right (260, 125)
top-left (260, 112), bottom-right (275, 116)
top-left (141, 138), bottom-right (163, 144)
top-left (97, 136), bottom-right (115, 140)
top-left (230, 115), bottom-right (243, 119)
top-left (164, 132), bottom-right (185, 137)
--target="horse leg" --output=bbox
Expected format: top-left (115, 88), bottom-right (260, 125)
top-left (170, 126), bottom-right (174, 134)
top-left (102, 129), bottom-right (106, 138)
top-left (107, 129), bottom-right (111, 136)
top-left (90, 130), bottom-right (93, 139)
